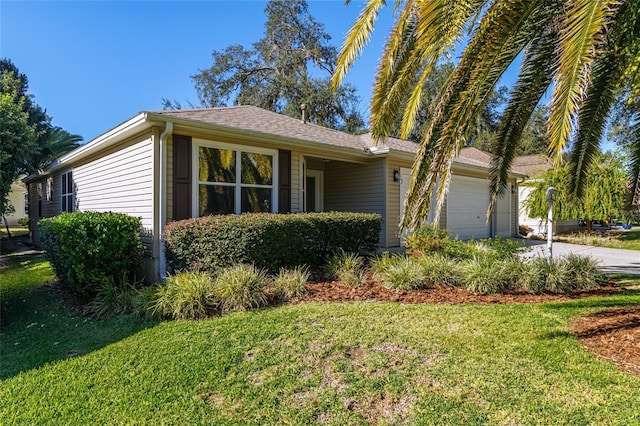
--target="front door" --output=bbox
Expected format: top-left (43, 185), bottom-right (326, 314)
top-left (305, 170), bottom-right (323, 212)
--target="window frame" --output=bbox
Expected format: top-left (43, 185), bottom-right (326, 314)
top-left (61, 171), bottom-right (74, 212)
top-left (192, 139), bottom-right (279, 216)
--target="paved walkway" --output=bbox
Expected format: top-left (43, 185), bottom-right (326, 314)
top-left (522, 240), bottom-right (640, 275)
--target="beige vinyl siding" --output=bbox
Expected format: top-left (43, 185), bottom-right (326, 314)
top-left (72, 133), bottom-right (155, 248)
top-left (386, 157), bottom-right (413, 247)
top-left (290, 152), bottom-right (300, 212)
top-left (324, 158), bottom-right (386, 247)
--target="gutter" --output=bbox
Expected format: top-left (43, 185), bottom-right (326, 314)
top-left (158, 121), bottom-right (173, 280)
top-left (515, 177), bottom-right (527, 238)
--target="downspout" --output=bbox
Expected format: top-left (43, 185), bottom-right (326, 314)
top-left (158, 121), bottom-right (173, 280)
top-left (515, 177), bottom-right (525, 238)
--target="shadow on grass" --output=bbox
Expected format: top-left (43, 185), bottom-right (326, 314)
top-left (0, 256), bottom-right (157, 379)
top-left (540, 289), bottom-right (640, 314)
top-left (617, 229), bottom-right (640, 242)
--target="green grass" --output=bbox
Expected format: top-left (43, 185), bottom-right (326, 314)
top-left (0, 256), bottom-right (154, 379)
top-left (0, 225), bottom-right (29, 239)
top-left (556, 228), bottom-right (640, 251)
top-left (2, 258), bottom-right (640, 424)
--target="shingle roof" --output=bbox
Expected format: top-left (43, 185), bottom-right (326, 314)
top-left (153, 106), bottom-right (369, 152)
top-left (512, 154), bottom-right (552, 178)
top-left (152, 106), bottom-right (502, 171)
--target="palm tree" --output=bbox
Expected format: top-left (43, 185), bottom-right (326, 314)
top-left (28, 126), bottom-right (82, 173)
top-left (333, 0), bottom-right (640, 232)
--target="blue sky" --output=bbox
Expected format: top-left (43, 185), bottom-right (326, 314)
top-left (2, 0), bottom-right (405, 142)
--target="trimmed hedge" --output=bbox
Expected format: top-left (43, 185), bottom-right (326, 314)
top-left (39, 211), bottom-right (145, 295)
top-left (163, 212), bottom-right (381, 274)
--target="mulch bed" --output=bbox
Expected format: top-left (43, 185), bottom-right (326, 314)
top-left (295, 280), bottom-right (624, 305)
top-left (572, 306), bottom-right (640, 376)
top-left (297, 280), bottom-right (640, 376)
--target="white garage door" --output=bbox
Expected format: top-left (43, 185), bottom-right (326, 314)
top-left (447, 175), bottom-right (491, 240)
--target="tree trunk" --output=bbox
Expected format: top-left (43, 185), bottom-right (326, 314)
top-left (2, 216), bottom-right (11, 238)
top-left (586, 220), bottom-right (592, 232)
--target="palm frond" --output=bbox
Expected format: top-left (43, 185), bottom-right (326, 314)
top-left (548, 0), bottom-right (618, 161)
top-left (370, 0), bottom-right (482, 143)
top-left (332, 0), bottom-right (388, 90)
top-left (567, 53), bottom-right (621, 198)
top-left (625, 117), bottom-right (640, 212)
top-left (402, 0), bottom-right (558, 232)
top-left (488, 30), bottom-right (558, 218)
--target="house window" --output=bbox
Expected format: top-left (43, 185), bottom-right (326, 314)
top-left (195, 141), bottom-right (277, 215)
top-left (24, 192), bottom-right (29, 215)
top-left (61, 171), bottom-right (74, 212)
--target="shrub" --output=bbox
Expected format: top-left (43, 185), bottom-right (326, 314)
top-left (460, 257), bottom-right (522, 294)
top-left (39, 211), bottom-right (144, 296)
top-left (271, 266), bottom-right (309, 301)
top-left (564, 254), bottom-right (601, 290)
top-left (164, 212), bottom-right (381, 274)
top-left (372, 254), bottom-right (425, 290)
top-left (133, 286), bottom-right (160, 318)
top-left (417, 252), bottom-right (462, 287)
top-left (519, 255), bottom-right (599, 294)
top-left (88, 274), bottom-right (143, 319)
top-left (213, 264), bottom-right (271, 313)
top-left (478, 237), bottom-right (528, 260)
top-left (403, 226), bottom-right (451, 256)
top-left (441, 239), bottom-right (483, 260)
top-left (405, 227), bottom-right (529, 262)
top-left (17, 217), bottom-right (28, 226)
top-left (150, 271), bottom-right (217, 320)
top-left (327, 250), bottom-right (367, 286)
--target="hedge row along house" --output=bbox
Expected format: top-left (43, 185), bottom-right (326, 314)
top-left (24, 105), bottom-right (525, 281)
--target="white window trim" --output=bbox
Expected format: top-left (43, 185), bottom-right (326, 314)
top-left (192, 139), bottom-right (279, 215)
top-left (61, 171), bottom-right (74, 212)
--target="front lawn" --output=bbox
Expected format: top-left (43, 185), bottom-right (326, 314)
top-left (0, 225), bottom-right (29, 239)
top-left (2, 257), bottom-right (640, 424)
top-left (556, 228), bottom-right (640, 251)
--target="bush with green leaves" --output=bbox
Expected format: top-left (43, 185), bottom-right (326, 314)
top-left (150, 271), bottom-right (217, 320)
top-left (271, 266), bottom-right (309, 301)
top-left (164, 212), bottom-right (381, 274)
top-left (88, 274), bottom-right (144, 319)
top-left (327, 250), bottom-right (367, 286)
top-left (417, 252), bottom-right (462, 287)
top-left (403, 226), bottom-right (451, 256)
top-left (478, 237), bottom-right (528, 260)
top-left (519, 255), bottom-right (601, 294)
top-left (213, 264), bottom-right (272, 313)
top-left (460, 257), bottom-right (522, 294)
top-left (404, 226), bottom-right (529, 261)
top-left (38, 211), bottom-right (144, 296)
top-left (371, 254), bottom-right (426, 290)
top-left (563, 254), bottom-right (601, 290)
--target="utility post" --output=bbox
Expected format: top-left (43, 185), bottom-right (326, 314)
top-left (546, 187), bottom-right (557, 262)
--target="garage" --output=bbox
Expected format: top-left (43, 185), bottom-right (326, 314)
top-left (447, 175), bottom-right (491, 240)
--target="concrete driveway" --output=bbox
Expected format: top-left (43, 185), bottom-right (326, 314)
top-left (522, 239), bottom-right (640, 275)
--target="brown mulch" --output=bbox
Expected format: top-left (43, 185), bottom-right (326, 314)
top-left (295, 280), bottom-right (624, 305)
top-left (572, 306), bottom-right (640, 376)
top-left (296, 280), bottom-right (640, 376)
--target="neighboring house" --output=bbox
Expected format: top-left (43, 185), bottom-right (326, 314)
top-left (24, 106), bottom-right (524, 281)
top-left (513, 154), bottom-right (579, 235)
top-left (3, 183), bottom-right (28, 226)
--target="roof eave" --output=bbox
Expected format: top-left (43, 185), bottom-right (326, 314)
top-left (145, 112), bottom-right (374, 164)
top-left (40, 112), bottom-right (151, 176)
